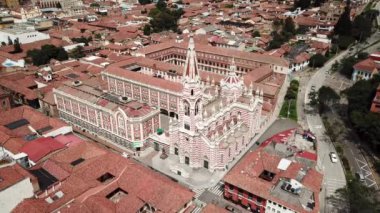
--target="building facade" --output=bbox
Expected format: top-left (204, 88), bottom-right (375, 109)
top-left (167, 38), bottom-right (263, 172)
top-left (54, 35), bottom-right (287, 171)
top-left (352, 52), bottom-right (380, 81)
top-left (54, 81), bottom-right (161, 150)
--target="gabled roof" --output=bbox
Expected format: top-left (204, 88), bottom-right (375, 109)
top-left (20, 137), bottom-right (66, 163)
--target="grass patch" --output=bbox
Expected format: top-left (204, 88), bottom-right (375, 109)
top-left (279, 79), bottom-right (299, 121)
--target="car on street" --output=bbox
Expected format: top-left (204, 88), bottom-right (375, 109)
top-left (330, 152), bottom-right (338, 163)
top-left (225, 205), bottom-right (235, 212)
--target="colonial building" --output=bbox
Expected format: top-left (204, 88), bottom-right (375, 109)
top-left (135, 37), bottom-right (290, 74)
top-left (54, 35), bottom-right (286, 172)
top-left (352, 52), bottom-right (380, 81)
top-left (223, 141), bottom-right (323, 213)
top-left (53, 80), bottom-right (160, 151)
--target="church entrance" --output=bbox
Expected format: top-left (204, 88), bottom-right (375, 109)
top-left (185, 156), bottom-right (190, 165)
top-left (203, 160), bottom-right (209, 169)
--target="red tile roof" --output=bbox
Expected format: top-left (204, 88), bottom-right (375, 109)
top-left (224, 147), bottom-right (322, 213)
top-left (0, 164), bottom-right (31, 191)
top-left (105, 66), bottom-right (184, 93)
top-left (20, 137), bottom-right (66, 163)
top-left (14, 149), bottom-right (194, 213)
top-left (353, 58), bottom-right (379, 73)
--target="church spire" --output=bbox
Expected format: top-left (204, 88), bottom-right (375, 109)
top-left (183, 34), bottom-right (199, 82)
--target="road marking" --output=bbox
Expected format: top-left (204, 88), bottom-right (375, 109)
top-left (208, 183), bottom-right (224, 197)
top-left (193, 188), bottom-right (206, 199)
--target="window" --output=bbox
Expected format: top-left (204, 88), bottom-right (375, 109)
top-left (184, 101), bottom-right (190, 116)
top-left (229, 184), bottom-right (234, 190)
top-left (248, 194), bottom-right (253, 200)
top-left (195, 102), bottom-right (199, 115)
top-left (184, 123), bottom-right (190, 130)
top-left (191, 89), bottom-right (194, 96)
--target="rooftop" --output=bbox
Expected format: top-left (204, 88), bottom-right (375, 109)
top-left (55, 80), bottom-right (158, 118)
top-left (224, 145), bottom-right (322, 213)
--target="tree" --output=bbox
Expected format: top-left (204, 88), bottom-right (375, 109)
top-left (343, 75), bottom-right (380, 150)
top-left (156, 0), bottom-right (167, 10)
top-left (308, 90), bottom-right (319, 106)
top-left (334, 5), bottom-right (352, 37)
top-left (56, 47), bottom-right (68, 61)
top-left (7, 36), bottom-right (12, 45)
top-left (69, 46), bottom-right (85, 59)
top-left (328, 178), bottom-right (380, 213)
top-left (294, 0), bottom-right (311, 9)
top-left (332, 61), bottom-right (340, 72)
top-left (252, 31), bottom-right (261, 37)
top-left (318, 86), bottom-right (340, 112)
top-left (283, 17), bottom-right (296, 35)
top-left (313, 0), bottom-right (325, 7)
top-left (90, 2), bottom-right (100, 7)
top-left (13, 38), bottom-right (22, 53)
top-left (357, 52), bottom-right (369, 60)
top-left (143, 24), bottom-right (152, 35)
top-left (26, 45), bottom-right (68, 65)
top-left (309, 53), bottom-right (327, 68)
top-left (138, 0), bottom-right (152, 4)
top-left (339, 56), bottom-right (358, 78)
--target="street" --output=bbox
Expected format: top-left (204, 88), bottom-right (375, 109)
top-left (297, 31), bottom-right (380, 213)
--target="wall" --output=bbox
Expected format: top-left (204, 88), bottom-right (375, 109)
top-left (0, 178), bottom-right (34, 212)
top-left (0, 30), bottom-right (50, 44)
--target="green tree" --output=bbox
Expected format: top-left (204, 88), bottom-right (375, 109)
top-left (334, 5), bottom-right (352, 37)
top-left (27, 45), bottom-right (68, 65)
top-left (357, 52), bottom-right (369, 60)
top-left (283, 17), bottom-right (296, 35)
top-left (294, 0), bottom-right (311, 9)
top-left (138, 0), bottom-right (152, 4)
top-left (143, 24), bottom-right (152, 35)
top-left (56, 47), bottom-right (68, 61)
top-left (339, 56), bottom-right (358, 78)
top-left (309, 53), bottom-right (327, 68)
top-left (156, 0), bottom-right (167, 10)
top-left (13, 38), bottom-right (22, 53)
top-left (328, 178), bottom-right (380, 213)
top-left (90, 2), bottom-right (100, 7)
top-left (318, 86), bottom-right (340, 112)
top-left (308, 90), bottom-right (319, 106)
top-left (252, 31), bottom-right (261, 37)
top-left (313, 0), bottom-right (325, 7)
top-left (69, 46), bottom-right (85, 59)
top-left (7, 36), bottom-right (12, 45)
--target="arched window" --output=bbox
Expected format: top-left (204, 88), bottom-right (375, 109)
top-left (184, 101), bottom-right (190, 116)
top-left (195, 99), bottom-right (201, 115)
top-left (191, 89), bottom-right (194, 96)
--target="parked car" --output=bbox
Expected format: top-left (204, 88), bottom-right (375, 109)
top-left (225, 205), bottom-right (235, 212)
top-left (330, 152), bottom-right (338, 163)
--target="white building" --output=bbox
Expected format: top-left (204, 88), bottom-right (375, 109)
top-left (0, 164), bottom-right (34, 212)
top-left (0, 24), bottom-right (50, 44)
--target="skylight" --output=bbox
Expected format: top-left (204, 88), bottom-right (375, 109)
top-left (97, 172), bottom-right (115, 183)
top-left (4, 119), bottom-right (29, 130)
top-left (106, 188), bottom-right (128, 203)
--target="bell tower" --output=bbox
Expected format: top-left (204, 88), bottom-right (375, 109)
top-left (180, 34), bottom-right (203, 133)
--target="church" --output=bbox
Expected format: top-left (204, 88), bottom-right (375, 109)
top-left (54, 35), bottom-right (286, 172)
